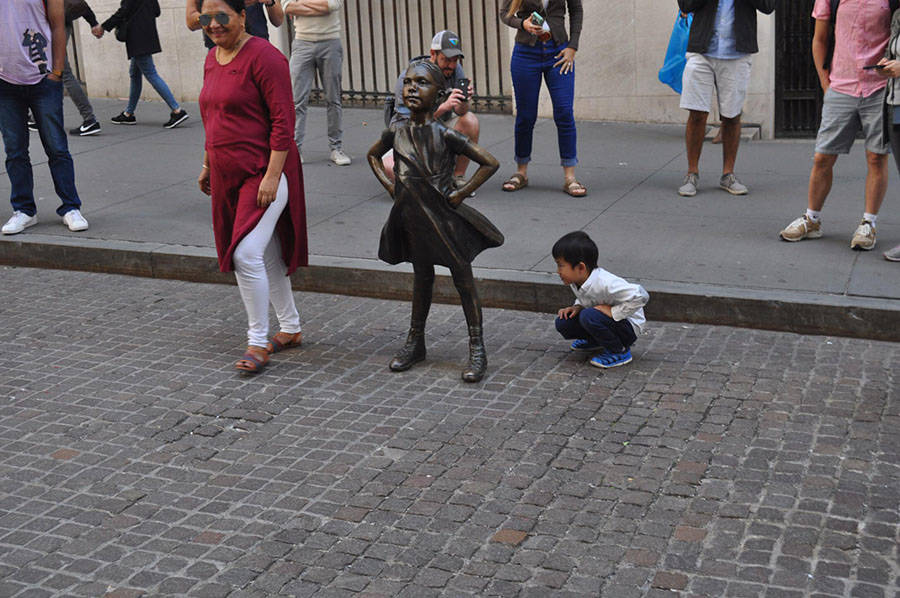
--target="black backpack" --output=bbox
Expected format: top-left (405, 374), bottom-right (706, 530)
top-left (825, 0), bottom-right (899, 69)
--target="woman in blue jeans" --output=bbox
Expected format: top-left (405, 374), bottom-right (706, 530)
top-left (97, 0), bottom-right (189, 128)
top-left (500, 0), bottom-right (585, 197)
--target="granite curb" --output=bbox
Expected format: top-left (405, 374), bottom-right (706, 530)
top-left (3, 234), bottom-right (897, 342)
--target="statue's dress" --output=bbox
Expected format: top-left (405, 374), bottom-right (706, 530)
top-left (378, 121), bottom-right (504, 268)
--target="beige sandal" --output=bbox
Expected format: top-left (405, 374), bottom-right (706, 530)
top-left (502, 173), bottom-right (528, 192)
top-left (563, 178), bottom-right (587, 197)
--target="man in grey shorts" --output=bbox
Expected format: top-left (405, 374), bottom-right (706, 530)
top-left (676, 0), bottom-right (776, 198)
top-left (779, 0), bottom-right (891, 251)
top-left (283, 0), bottom-right (350, 166)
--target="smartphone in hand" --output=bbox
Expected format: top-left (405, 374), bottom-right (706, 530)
top-left (454, 78), bottom-right (470, 100)
top-left (530, 11), bottom-right (544, 26)
top-left (863, 64), bottom-right (886, 70)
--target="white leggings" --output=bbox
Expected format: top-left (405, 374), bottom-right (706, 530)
top-left (233, 174), bottom-right (301, 347)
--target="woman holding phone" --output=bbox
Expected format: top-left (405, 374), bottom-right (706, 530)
top-left (499, 0), bottom-right (585, 197)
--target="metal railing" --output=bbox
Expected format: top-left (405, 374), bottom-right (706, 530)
top-left (300, 0), bottom-right (512, 114)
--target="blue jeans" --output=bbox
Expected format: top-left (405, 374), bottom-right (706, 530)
top-left (0, 77), bottom-right (81, 217)
top-left (510, 40), bottom-right (577, 166)
top-left (126, 54), bottom-right (180, 115)
top-left (555, 308), bottom-right (637, 353)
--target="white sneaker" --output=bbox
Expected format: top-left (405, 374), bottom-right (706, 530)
top-left (62, 209), bottom-right (89, 232)
top-left (850, 219), bottom-right (876, 251)
top-left (1, 211), bottom-right (38, 235)
top-left (330, 149), bottom-right (351, 166)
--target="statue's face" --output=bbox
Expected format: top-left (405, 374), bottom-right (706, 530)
top-left (402, 64), bottom-right (439, 112)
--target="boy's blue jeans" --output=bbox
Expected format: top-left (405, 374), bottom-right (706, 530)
top-left (556, 308), bottom-right (637, 353)
top-left (510, 40), bottom-right (577, 166)
top-left (0, 77), bottom-right (82, 217)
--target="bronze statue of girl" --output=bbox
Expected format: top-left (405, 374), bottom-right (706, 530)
top-left (367, 58), bottom-right (501, 382)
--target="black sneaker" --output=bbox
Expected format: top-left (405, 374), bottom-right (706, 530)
top-left (27, 117), bottom-right (38, 132)
top-left (110, 112), bottom-right (136, 125)
top-left (69, 120), bottom-right (101, 136)
top-left (163, 110), bottom-right (189, 129)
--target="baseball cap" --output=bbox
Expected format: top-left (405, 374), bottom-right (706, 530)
top-left (431, 30), bottom-right (464, 59)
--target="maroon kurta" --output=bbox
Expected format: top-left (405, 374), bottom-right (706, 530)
top-left (200, 36), bottom-right (307, 274)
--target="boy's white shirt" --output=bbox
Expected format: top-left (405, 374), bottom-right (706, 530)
top-left (570, 267), bottom-right (649, 334)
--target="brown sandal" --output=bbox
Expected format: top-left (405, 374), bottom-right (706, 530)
top-left (502, 173), bottom-right (528, 192)
top-left (267, 331), bottom-right (303, 354)
top-left (235, 346), bottom-right (269, 374)
top-left (563, 178), bottom-right (587, 197)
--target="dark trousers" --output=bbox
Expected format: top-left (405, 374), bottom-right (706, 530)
top-left (510, 40), bottom-right (577, 166)
top-left (0, 77), bottom-right (81, 217)
top-left (555, 307), bottom-right (637, 353)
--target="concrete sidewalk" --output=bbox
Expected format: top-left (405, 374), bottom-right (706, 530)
top-left (1, 98), bottom-right (898, 340)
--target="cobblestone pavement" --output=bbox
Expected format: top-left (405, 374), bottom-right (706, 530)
top-left (0, 267), bottom-right (897, 598)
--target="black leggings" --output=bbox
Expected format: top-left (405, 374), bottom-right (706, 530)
top-left (410, 262), bottom-right (482, 331)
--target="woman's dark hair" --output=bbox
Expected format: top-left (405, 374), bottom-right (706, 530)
top-left (197, 0), bottom-right (245, 14)
top-left (405, 58), bottom-right (450, 111)
top-left (552, 231), bottom-right (598, 271)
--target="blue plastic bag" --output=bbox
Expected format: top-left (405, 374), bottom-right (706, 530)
top-left (658, 12), bottom-right (693, 94)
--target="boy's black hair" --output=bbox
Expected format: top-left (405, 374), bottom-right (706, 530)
top-left (552, 231), bottom-right (598, 271)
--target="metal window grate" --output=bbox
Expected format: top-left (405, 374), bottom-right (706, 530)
top-left (775, 0), bottom-right (821, 138)
top-left (297, 0), bottom-right (512, 114)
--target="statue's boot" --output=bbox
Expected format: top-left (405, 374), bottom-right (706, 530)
top-left (390, 327), bottom-right (426, 372)
top-left (461, 326), bottom-right (487, 383)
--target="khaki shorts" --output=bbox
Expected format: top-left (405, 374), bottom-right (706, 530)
top-left (680, 53), bottom-right (753, 119)
top-left (815, 87), bottom-right (889, 155)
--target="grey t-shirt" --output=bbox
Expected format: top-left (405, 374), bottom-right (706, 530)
top-left (390, 56), bottom-right (466, 127)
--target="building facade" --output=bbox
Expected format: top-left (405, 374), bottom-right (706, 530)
top-left (73, 1), bottom-right (777, 136)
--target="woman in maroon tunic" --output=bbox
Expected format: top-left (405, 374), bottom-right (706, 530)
top-left (197, 0), bottom-right (307, 374)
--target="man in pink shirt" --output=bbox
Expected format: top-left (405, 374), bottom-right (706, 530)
top-left (780, 0), bottom-right (892, 250)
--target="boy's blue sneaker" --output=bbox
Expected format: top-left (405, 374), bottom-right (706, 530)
top-left (570, 339), bottom-right (603, 352)
top-left (590, 349), bottom-right (632, 369)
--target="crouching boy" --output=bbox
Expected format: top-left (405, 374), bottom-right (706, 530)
top-left (553, 231), bottom-right (649, 368)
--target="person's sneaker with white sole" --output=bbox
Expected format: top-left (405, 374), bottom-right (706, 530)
top-left (719, 172), bottom-right (748, 195)
top-left (570, 339), bottom-right (603, 352)
top-left (678, 172), bottom-right (698, 196)
top-left (330, 149), bottom-right (351, 166)
top-left (62, 209), bottom-right (89, 232)
top-left (590, 348), bottom-right (633, 369)
top-left (163, 110), bottom-right (189, 129)
top-left (884, 243), bottom-right (900, 261)
top-left (70, 119), bottom-right (101, 136)
top-left (2, 211), bottom-right (38, 235)
top-left (780, 214), bottom-right (822, 242)
top-left (850, 219), bottom-right (876, 251)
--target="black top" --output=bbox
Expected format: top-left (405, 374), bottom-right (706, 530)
top-left (677, 0), bottom-right (777, 55)
top-left (101, 0), bottom-right (162, 60)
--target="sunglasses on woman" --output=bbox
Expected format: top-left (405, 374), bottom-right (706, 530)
top-left (198, 12), bottom-right (230, 27)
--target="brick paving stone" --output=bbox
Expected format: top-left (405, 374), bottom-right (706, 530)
top-left (0, 268), bottom-right (897, 597)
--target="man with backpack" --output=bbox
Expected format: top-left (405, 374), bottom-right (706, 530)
top-left (779, 0), bottom-right (896, 251)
